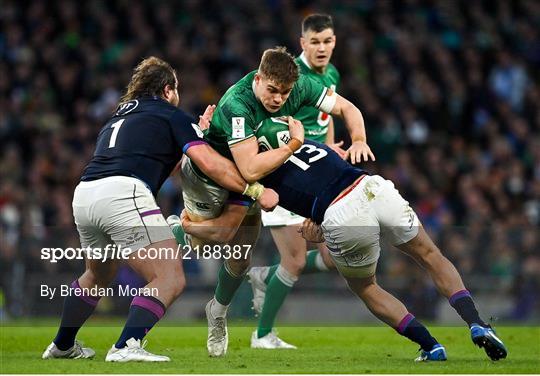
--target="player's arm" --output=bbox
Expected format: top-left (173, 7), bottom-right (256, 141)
top-left (171, 109), bottom-right (277, 208)
top-left (229, 116), bottom-right (304, 183)
top-left (299, 219), bottom-right (325, 243)
top-left (301, 75), bottom-right (373, 164)
top-left (185, 145), bottom-right (278, 210)
top-left (325, 117), bottom-right (347, 159)
top-left (327, 91), bottom-right (375, 164)
top-left (326, 117), bottom-right (335, 144)
top-left (180, 205), bottom-right (248, 243)
top-left (186, 144), bottom-right (246, 193)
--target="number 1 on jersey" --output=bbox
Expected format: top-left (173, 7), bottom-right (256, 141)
top-left (108, 119), bottom-right (125, 148)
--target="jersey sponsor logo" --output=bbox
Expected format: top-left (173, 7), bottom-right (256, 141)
top-left (258, 136), bottom-right (272, 152)
top-left (277, 131), bottom-right (291, 147)
top-left (306, 128), bottom-right (328, 136)
top-left (115, 100), bottom-right (139, 116)
top-left (190, 123), bottom-right (204, 138)
top-left (231, 117), bottom-right (246, 139)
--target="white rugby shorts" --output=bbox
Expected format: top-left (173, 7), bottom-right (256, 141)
top-left (321, 175), bottom-right (419, 277)
top-left (72, 176), bottom-right (173, 255)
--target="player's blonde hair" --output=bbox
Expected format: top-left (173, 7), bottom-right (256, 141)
top-left (258, 47), bottom-right (299, 86)
top-left (120, 56), bottom-right (177, 103)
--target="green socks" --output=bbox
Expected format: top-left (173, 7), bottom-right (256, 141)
top-left (304, 250), bottom-right (329, 274)
top-left (257, 265), bottom-right (298, 338)
top-left (263, 265), bottom-right (279, 284)
top-left (264, 250), bottom-right (328, 285)
top-left (215, 261), bottom-right (245, 306)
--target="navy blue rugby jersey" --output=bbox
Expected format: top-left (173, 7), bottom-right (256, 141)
top-left (260, 140), bottom-right (368, 224)
top-left (82, 96), bottom-right (206, 195)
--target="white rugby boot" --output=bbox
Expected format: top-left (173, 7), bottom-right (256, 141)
top-left (205, 299), bottom-right (228, 357)
top-left (250, 330), bottom-right (297, 349)
top-left (247, 266), bottom-right (269, 316)
top-left (105, 338), bottom-right (170, 362)
top-left (42, 340), bottom-right (95, 359)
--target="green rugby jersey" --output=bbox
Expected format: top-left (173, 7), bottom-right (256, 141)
top-left (294, 53), bottom-right (340, 142)
top-left (205, 70), bottom-right (330, 160)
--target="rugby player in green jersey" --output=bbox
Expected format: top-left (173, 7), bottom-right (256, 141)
top-left (248, 14), bottom-right (349, 349)
top-left (179, 46), bottom-right (374, 357)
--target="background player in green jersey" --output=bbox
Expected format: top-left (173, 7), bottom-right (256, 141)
top-left (248, 14), bottom-right (349, 349)
top-left (180, 46), bottom-right (374, 357)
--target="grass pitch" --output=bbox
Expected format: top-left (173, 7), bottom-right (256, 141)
top-left (1, 323), bottom-right (538, 373)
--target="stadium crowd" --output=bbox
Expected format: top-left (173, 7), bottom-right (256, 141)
top-left (1, 0), bottom-right (538, 320)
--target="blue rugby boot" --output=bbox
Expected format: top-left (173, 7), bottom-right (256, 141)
top-left (470, 324), bottom-right (507, 360)
top-left (414, 344), bottom-right (447, 362)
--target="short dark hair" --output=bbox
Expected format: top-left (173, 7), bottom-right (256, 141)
top-left (302, 14), bottom-right (334, 35)
top-left (120, 56), bottom-right (177, 103)
top-left (258, 46), bottom-right (299, 86)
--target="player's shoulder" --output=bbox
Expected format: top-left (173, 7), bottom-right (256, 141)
top-left (169, 107), bottom-right (196, 127)
top-left (116, 96), bottom-right (179, 119)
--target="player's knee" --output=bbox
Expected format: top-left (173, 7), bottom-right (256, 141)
top-left (170, 273), bottom-right (186, 298)
top-left (346, 275), bottom-right (376, 297)
top-left (285, 256), bottom-right (306, 276)
top-left (321, 252), bottom-right (335, 270)
top-left (227, 257), bottom-right (251, 275)
top-left (86, 265), bottom-right (117, 288)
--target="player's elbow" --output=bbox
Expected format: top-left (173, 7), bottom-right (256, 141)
top-left (243, 174), bottom-right (259, 184)
top-left (239, 169), bottom-right (260, 184)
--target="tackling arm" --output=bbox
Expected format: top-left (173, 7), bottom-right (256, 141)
top-left (181, 205), bottom-right (248, 243)
top-left (186, 144), bottom-right (246, 193)
top-left (186, 144), bottom-right (279, 210)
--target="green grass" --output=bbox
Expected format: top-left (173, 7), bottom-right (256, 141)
top-left (1, 324), bottom-right (539, 373)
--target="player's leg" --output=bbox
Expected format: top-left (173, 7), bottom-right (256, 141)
top-left (43, 257), bottom-right (118, 359)
top-left (97, 176), bottom-right (180, 362)
top-left (206, 210), bottom-right (260, 356)
top-left (43, 184), bottom-right (115, 360)
top-left (106, 237), bottom-right (183, 357)
top-left (254, 238), bottom-right (330, 292)
top-left (344, 272), bottom-right (446, 361)
top-left (372, 174), bottom-right (507, 360)
top-left (104, 236), bottom-right (181, 363)
top-left (321, 176), bottom-right (445, 361)
top-left (252, 208), bottom-right (331, 301)
top-left (314, 242), bottom-right (335, 271)
top-left (251, 224), bottom-right (304, 348)
top-left (397, 227), bottom-right (507, 360)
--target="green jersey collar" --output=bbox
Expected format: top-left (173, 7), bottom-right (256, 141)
top-left (299, 52), bottom-right (312, 70)
top-left (299, 52), bottom-right (328, 75)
